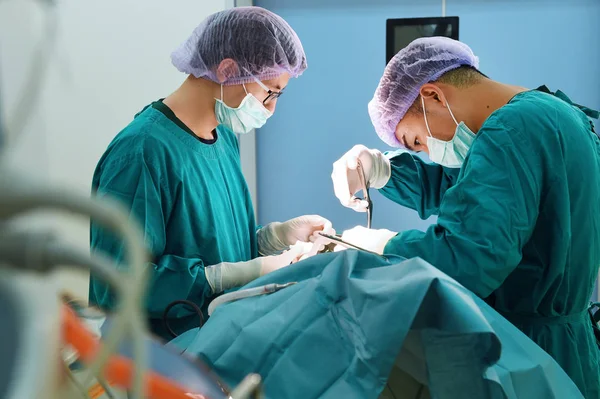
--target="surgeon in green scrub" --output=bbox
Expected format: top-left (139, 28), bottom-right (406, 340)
top-left (331, 37), bottom-right (600, 397)
top-left (90, 7), bottom-right (333, 340)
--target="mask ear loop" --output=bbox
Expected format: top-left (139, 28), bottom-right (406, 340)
top-left (421, 96), bottom-right (433, 137)
top-left (444, 98), bottom-right (460, 126)
top-left (220, 84), bottom-right (249, 102)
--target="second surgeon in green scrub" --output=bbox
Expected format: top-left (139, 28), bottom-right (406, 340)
top-left (89, 7), bottom-right (334, 340)
top-left (331, 37), bottom-right (600, 397)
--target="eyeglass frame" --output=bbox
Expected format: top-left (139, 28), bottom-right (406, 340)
top-left (252, 77), bottom-right (284, 106)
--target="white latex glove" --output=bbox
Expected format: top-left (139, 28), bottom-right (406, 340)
top-left (259, 243), bottom-right (306, 274)
top-left (289, 241), bottom-right (315, 264)
top-left (258, 215), bottom-right (335, 256)
top-left (296, 233), bottom-right (334, 262)
top-left (333, 226), bottom-right (398, 255)
top-left (331, 145), bottom-right (391, 212)
top-left (205, 245), bottom-right (305, 294)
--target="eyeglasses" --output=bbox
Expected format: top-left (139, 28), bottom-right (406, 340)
top-left (252, 77), bottom-right (284, 106)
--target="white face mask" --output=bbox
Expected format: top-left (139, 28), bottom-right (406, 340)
top-left (422, 96), bottom-right (476, 168)
top-left (215, 83), bottom-right (273, 134)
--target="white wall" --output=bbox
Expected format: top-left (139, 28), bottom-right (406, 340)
top-left (0, 0), bottom-right (229, 299)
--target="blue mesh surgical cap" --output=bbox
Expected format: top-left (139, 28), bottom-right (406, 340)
top-left (368, 37), bottom-right (479, 147)
top-left (171, 6), bottom-right (307, 85)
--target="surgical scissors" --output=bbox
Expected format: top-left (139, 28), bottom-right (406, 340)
top-left (355, 159), bottom-right (373, 229)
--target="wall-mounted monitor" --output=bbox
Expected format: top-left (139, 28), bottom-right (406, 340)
top-left (386, 17), bottom-right (460, 64)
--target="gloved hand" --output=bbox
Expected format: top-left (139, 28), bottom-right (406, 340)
top-left (205, 244), bottom-right (306, 294)
top-left (331, 145), bottom-right (391, 211)
top-left (261, 241), bottom-right (311, 273)
top-left (258, 215), bottom-right (335, 256)
top-left (333, 226), bottom-right (398, 255)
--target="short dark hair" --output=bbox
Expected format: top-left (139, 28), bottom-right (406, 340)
top-left (407, 66), bottom-right (487, 115)
top-left (436, 65), bottom-right (486, 88)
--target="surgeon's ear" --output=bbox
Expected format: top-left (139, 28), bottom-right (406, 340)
top-left (216, 59), bottom-right (240, 83)
top-left (420, 84), bottom-right (444, 104)
top-left (421, 84), bottom-right (454, 112)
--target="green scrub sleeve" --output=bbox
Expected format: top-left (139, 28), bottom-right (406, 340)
top-left (379, 150), bottom-right (460, 219)
top-left (384, 122), bottom-right (542, 298)
top-left (89, 156), bottom-right (213, 319)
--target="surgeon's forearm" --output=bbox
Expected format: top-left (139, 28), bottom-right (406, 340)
top-left (148, 255), bottom-right (215, 315)
top-left (383, 230), bottom-right (411, 256)
top-left (382, 226), bottom-right (512, 299)
top-left (256, 223), bottom-right (287, 255)
top-left (205, 259), bottom-right (262, 294)
top-left (379, 151), bottom-right (458, 219)
top-left (89, 252), bottom-right (214, 318)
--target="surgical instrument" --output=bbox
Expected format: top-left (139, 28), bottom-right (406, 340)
top-left (355, 159), bottom-right (373, 229)
top-left (318, 232), bottom-right (386, 259)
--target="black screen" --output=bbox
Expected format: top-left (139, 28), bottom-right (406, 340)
top-left (386, 17), bottom-right (459, 64)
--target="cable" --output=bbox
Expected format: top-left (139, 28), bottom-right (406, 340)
top-left (229, 374), bottom-right (262, 399)
top-left (0, 175), bottom-right (148, 399)
top-left (416, 383), bottom-right (425, 399)
top-left (50, 247), bottom-right (126, 293)
top-left (207, 282), bottom-right (296, 316)
top-left (0, 2), bottom-right (148, 396)
top-left (62, 359), bottom-right (92, 399)
top-left (97, 376), bottom-right (117, 399)
top-left (162, 300), bottom-right (205, 339)
top-left (0, 231), bottom-right (136, 399)
top-left (385, 382), bottom-right (398, 399)
top-left (0, 229), bottom-right (125, 292)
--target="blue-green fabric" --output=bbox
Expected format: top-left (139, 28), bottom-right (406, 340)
top-left (380, 150), bottom-right (460, 219)
top-left (168, 251), bottom-right (582, 399)
top-left (89, 102), bottom-right (258, 341)
top-left (381, 90), bottom-right (600, 397)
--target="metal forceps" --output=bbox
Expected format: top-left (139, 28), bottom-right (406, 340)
top-left (317, 159), bottom-right (374, 255)
top-left (355, 158), bottom-right (373, 229)
top-left (318, 232), bottom-right (386, 259)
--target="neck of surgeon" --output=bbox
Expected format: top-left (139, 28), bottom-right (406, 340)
top-left (163, 76), bottom-right (220, 141)
top-left (448, 79), bottom-right (527, 133)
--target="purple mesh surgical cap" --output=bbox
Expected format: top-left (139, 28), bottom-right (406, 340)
top-left (368, 37), bottom-right (479, 147)
top-left (171, 7), bottom-right (307, 86)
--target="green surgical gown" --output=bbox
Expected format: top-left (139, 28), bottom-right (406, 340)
top-left (89, 101), bottom-right (258, 341)
top-left (381, 90), bottom-right (600, 397)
